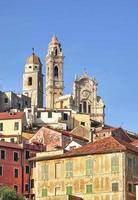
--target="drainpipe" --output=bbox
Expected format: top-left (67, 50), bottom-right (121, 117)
top-left (122, 152), bottom-right (126, 200)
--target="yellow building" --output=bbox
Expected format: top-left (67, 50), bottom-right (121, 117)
top-left (30, 136), bottom-right (138, 200)
top-left (0, 111), bottom-right (27, 142)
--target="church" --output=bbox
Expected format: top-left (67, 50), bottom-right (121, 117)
top-left (22, 36), bottom-right (105, 123)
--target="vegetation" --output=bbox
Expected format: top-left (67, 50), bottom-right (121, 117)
top-left (0, 186), bottom-right (24, 200)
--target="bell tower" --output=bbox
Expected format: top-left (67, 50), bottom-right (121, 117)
top-left (23, 50), bottom-right (43, 107)
top-left (45, 36), bottom-right (64, 109)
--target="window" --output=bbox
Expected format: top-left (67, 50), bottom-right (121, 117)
top-left (81, 121), bottom-right (85, 126)
top-left (14, 169), bottom-right (18, 178)
top-left (55, 163), bottom-right (61, 178)
top-left (25, 151), bottom-right (30, 159)
top-left (66, 161), bottom-right (73, 177)
top-left (29, 66), bottom-right (32, 69)
top-left (86, 184), bottom-right (92, 193)
top-left (86, 159), bottom-right (93, 175)
top-left (0, 123), bottom-right (3, 131)
top-left (26, 166), bottom-right (30, 174)
top-left (37, 112), bottom-right (41, 118)
top-left (70, 146), bottom-right (76, 150)
top-left (14, 122), bottom-right (19, 130)
top-left (31, 179), bottom-right (34, 188)
top-left (42, 188), bottom-right (47, 197)
top-left (128, 157), bottom-right (132, 172)
top-left (55, 48), bottom-right (58, 56)
top-left (10, 138), bottom-right (14, 143)
top-left (111, 156), bottom-right (119, 172)
top-left (128, 183), bottom-right (133, 193)
top-left (13, 152), bottom-right (19, 161)
top-left (41, 165), bottom-right (48, 180)
top-left (112, 183), bottom-right (119, 192)
top-left (14, 185), bottom-right (18, 192)
top-left (48, 111), bottom-right (52, 118)
top-left (66, 186), bottom-right (72, 195)
top-left (25, 184), bottom-right (29, 192)
top-left (0, 150), bottom-right (5, 159)
top-left (54, 66), bottom-right (58, 78)
top-left (28, 77), bottom-right (32, 86)
top-left (55, 187), bottom-right (61, 196)
top-left (88, 105), bottom-right (91, 113)
top-left (83, 101), bottom-right (87, 113)
top-left (0, 166), bottom-right (3, 176)
top-left (1, 139), bottom-right (5, 142)
top-left (63, 113), bottom-right (68, 120)
top-left (4, 98), bottom-right (8, 103)
top-left (79, 104), bottom-right (82, 112)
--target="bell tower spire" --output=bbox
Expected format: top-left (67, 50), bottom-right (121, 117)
top-left (45, 36), bottom-right (64, 109)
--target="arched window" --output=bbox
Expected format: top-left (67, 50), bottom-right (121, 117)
top-left (55, 48), bottom-right (58, 55)
top-left (54, 66), bottom-right (58, 78)
top-left (83, 101), bottom-right (87, 113)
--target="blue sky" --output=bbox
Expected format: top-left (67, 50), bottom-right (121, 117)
top-left (0, 0), bottom-right (138, 132)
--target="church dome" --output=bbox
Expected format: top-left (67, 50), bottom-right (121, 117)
top-left (26, 53), bottom-right (41, 65)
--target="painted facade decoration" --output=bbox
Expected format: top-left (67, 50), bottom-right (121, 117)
top-left (31, 136), bottom-right (138, 200)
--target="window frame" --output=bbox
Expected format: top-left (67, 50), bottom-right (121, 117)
top-left (86, 184), bottom-right (92, 193)
top-left (48, 111), bottom-right (52, 118)
top-left (25, 165), bottom-right (30, 174)
top-left (0, 123), bottom-right (3, 131)
top-left (28, 77), bottom-right (32, 86)
top-left (66, 186), bottom-right (72, 195)
top-left (13, 151), bottom-right (19, 162)
top-left (0, 166), bottom-right (3, 176)
top-left (25, 150), bottom-right (30, 159)
top-left (14, 122), bottom-right (19, 130)
top-left (14, 168), bottom-right (18, 178)
top-left (14, 185), bottom-right (18, 192)
top-left (111, 156), bottom-right (119, 173)
top-left (112, 182), bottom-right (119, 192)
top-left (0, 149), bottom-right (5, 160)
top-left (66, 161), bottom-right (73, 177)
top-left (86, 159), bottom-right (93, 175)
top-left (42, 188), bottom-right (47, 197)
top-left (41, 164), bottom-right (48, 180)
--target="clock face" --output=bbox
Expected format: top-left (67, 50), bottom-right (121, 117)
top-left (82, 90), bottom-right (90, 99)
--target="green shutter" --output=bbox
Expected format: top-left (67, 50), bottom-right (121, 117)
top-left (111, 156), bottom-right (119, 172)
top-left (86, 184), bottom-right (92, 193)
top-left (41, 165), bottom-right (48, 180)
top-left (86, 159), bottom-right (93, 175)
top-left (42, 188), bottom-right (47, 197)
top-left (66, 186), bottom-right (72, 195)
top-left (66, 162), bottom-right (73, 177)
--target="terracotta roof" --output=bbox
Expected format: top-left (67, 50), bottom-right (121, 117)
top-left (0, 141), bottom-right (22, 149)
top-left (95, 127), bottom-right (133, 143)
top-left (61, 130), bottom-right (89, 142)
top-left (96, 127), bottom-right (119, 133)
top-left (131, 139), bottom-right (138, 146)
top-left (31, 136), bottom-right (138, 161)
top-left (0, 134), bottom-right (20, 138)
top-left (0, 112), bottom-right (24, 120)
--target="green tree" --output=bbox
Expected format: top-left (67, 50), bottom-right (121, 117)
top-left (0, 186), bottom-right (24, 200)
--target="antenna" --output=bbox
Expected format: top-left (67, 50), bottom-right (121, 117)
top-left (32, 47), bottom-right (35, 54)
